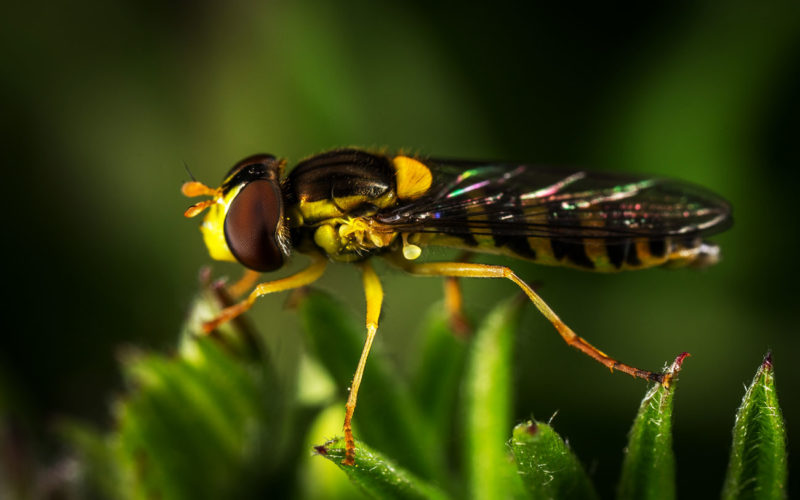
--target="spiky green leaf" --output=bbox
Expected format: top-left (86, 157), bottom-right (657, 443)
top-left (313, 437), bottom-right (450, 500)
top-left (722, 353), bottom-right (787, 500)
top-left (511, 420), bottom-right (598, 500)
top-left (617, 354), bottom-right (686, 500)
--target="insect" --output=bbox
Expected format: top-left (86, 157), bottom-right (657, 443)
top-left (182, 148), bottom-right (732, 465)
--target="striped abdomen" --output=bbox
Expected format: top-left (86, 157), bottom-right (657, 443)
top-left (414, 173), bottom-right (727, 272)
top-left (515, 235), bottom-right (720, 271)
top-left (426, 230), bottom-right (721, 272)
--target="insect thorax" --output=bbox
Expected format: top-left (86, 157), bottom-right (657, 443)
top-left (284, 149), bottom-right (433, 262)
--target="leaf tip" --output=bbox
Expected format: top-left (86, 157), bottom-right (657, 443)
top-left (762, 350), bottom-right (773, 370)
top-left (673, 351), bottom-right (690, 369)
top-left (312, 438), bottom-right (342, 458)
top-left (660, 351), bottom-right (690, 388)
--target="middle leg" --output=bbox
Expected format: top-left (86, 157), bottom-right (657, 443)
top-left (387, 256), bottom-right (666, 384)
top-left (443, 251), bottom-right (473, 337)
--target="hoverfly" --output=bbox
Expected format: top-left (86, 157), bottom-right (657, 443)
top-left (182, 148), bottom-right (732, 465)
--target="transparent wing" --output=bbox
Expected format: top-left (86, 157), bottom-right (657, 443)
top-left (377, 159), bottom-right (732, 243)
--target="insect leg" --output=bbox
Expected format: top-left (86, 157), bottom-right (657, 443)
top-left (388, 258), bottom-right (665, 384)
top-left (443, 276), bottom-right (470, 336)
top-left (227, 269), bottom-right (261, 299)
top-left (342, 260), bottom-right (383, 466)
top-left (202, 254), bottom-right (327, 333)
top-left (441, 251), bottom-right (472, 336)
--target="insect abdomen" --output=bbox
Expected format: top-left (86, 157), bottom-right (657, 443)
top-left (503, 236), bottom-right (720, 272)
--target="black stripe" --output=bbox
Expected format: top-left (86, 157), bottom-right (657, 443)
top-left (546, 201), bottom-right (593, 269)
top-left (648, 238), bottom-right (666, 258)
top-left (490, 193), bottom-right (536, 259)
top-left (607, 241), bottom-right (626, 269)
top-left (287, 149), bottom-right (395, 203)
top-left (551, 239), bottom-right (595, 269)
top-left (607, 240), bottom-right (642, 269)
top-left (626, 242), bottom-right (641, 266)
top-left (504, 237), bottom-right (537, 260)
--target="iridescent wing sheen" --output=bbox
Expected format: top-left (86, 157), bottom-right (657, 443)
top-left (376, 159), bottom-right (732, 243)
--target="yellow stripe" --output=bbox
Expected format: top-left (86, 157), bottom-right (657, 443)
top-left (298, 192), bottom-right (396, 222)
top-left (582, 219), bottom-right (609, 269)
top-left (634, 239), bottom-right (655, 268)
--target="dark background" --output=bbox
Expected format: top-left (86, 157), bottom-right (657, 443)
top-left (2, 1), bottom-right (799, 498)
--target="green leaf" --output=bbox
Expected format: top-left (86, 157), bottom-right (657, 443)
top-left (57, 419), bottom-right (123, 499)
top-left (67, 286), bottom-right (303, 500)
top-left (300, 404), bottom-right (369, 500)
top-left (511, 420), bottom-right (598, 500)
top-left (179, 278), bottom-right (266, 363)
top-left (313, 437), bottom-right (450, 500)
top-left (411, 302), bottom-right (468, 438)
top-left (617, 353), bottom-right (687, 500)
top-left (114, 338), bottom-right (269, 500)
top-left (462, 297), bottom-right (526, 500)
top-left (722, 353), bottom-right (787, 500)
top-left (297, 289), bottom-right (442, 479)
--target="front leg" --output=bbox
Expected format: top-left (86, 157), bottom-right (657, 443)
top-left (202, 254), bottom-right (327, 333)
top-left (342, 260), bottom-right (383, 466)
top-left (227, 269), bottom-right (261, 299)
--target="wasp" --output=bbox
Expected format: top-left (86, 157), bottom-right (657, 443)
top-left (182, 148), bottom-right (732, 465)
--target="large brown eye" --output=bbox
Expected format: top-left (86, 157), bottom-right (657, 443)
top-left (224, 180), bottom-right (285, 272)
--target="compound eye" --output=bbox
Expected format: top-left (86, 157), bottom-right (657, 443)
top-left (224, 180), bottom-right (285, 272)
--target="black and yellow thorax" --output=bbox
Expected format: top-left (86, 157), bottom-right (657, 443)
top-left (283, 150), bottom-right (432, 262)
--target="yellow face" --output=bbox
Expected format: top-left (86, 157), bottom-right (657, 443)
top-left (199, 184), bottom-right (243, 263)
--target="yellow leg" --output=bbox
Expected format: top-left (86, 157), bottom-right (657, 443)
top-left (443, 251), bottom-right (472, 337)
top-left (202, 255), bottom-right (327, 333)
top-left (342, 261), bottom-right (383, 466)
top-left (228, 269), bottom-right (262, 299)
top-left (444, 276), bottom-right (471, 337)
top-left (388, 257), bottom-right (665, 384)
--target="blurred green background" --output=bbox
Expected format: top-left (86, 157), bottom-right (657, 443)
top-left (1, 0), bottom-right (798, 497)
